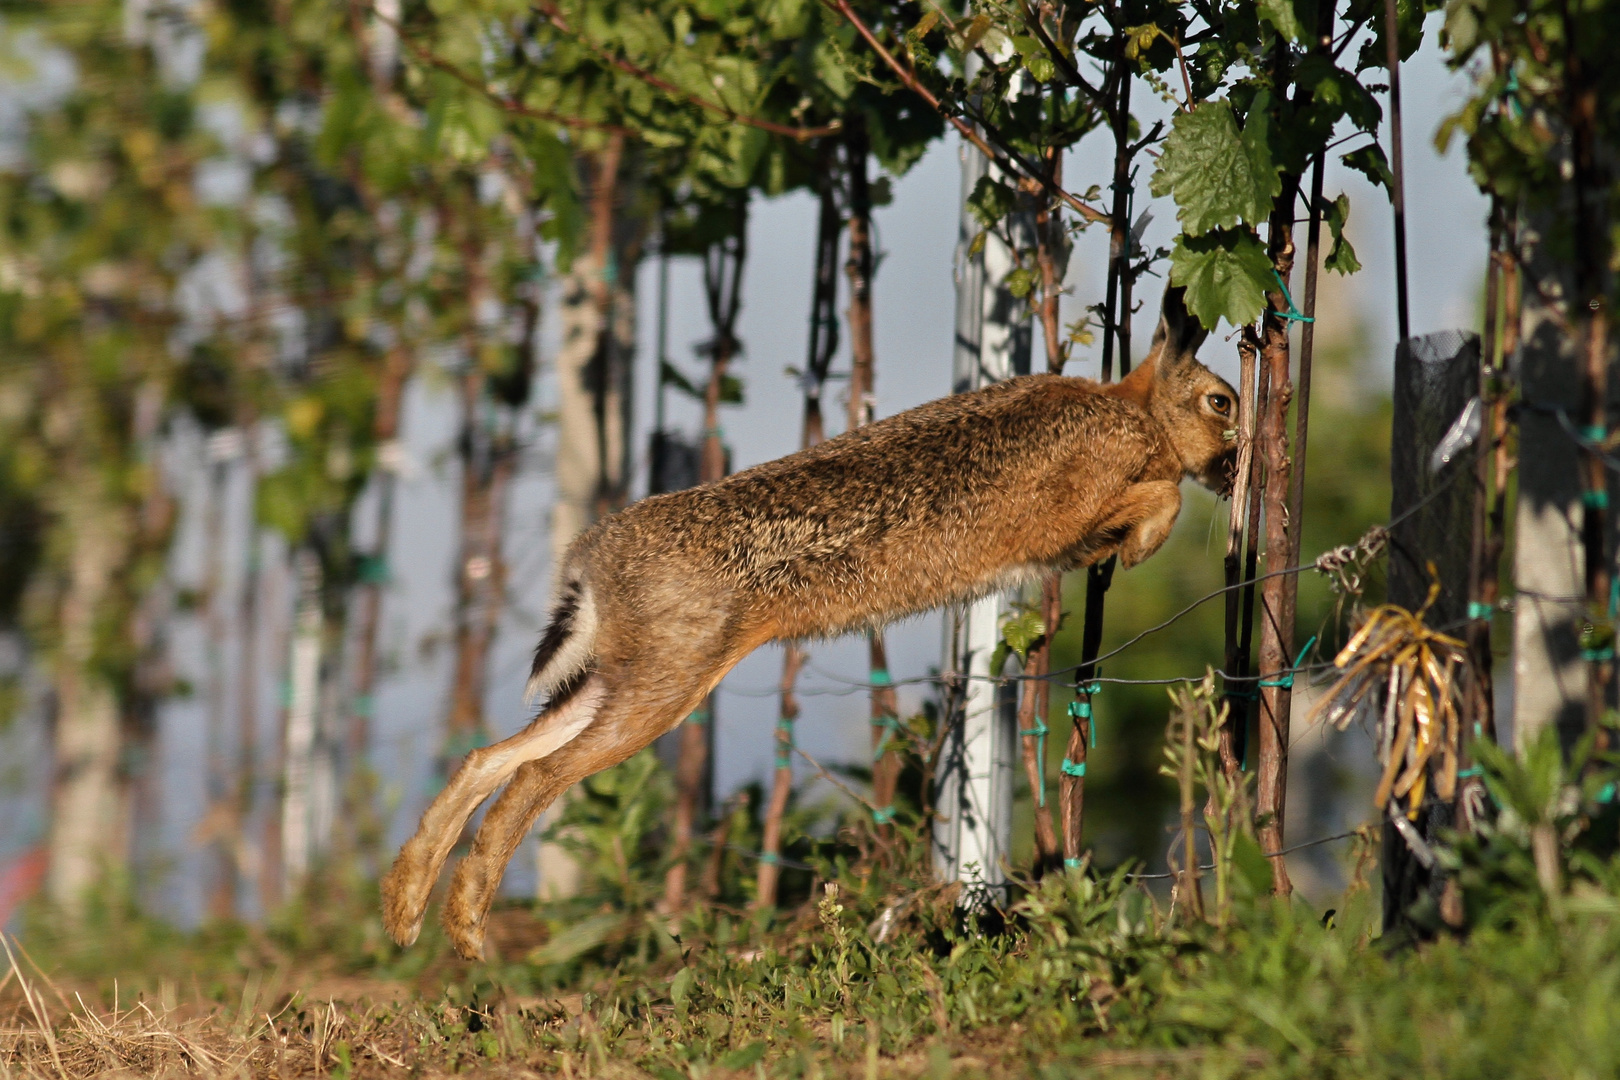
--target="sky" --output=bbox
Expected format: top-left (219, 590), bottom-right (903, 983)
top-left (0, 13), bottom-right (1493, 925)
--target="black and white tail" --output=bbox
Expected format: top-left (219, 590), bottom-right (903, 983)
top-left (524, 571), bottom-right (599, 704)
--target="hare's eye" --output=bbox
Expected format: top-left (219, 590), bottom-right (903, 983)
top-left (1207, 393), bottom-right (1231, 415)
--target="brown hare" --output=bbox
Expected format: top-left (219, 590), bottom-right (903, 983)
top-left (382, 285), bottom-right (1237, 959)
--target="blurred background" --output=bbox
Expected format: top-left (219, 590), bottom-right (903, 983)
top-left (0, 2), bottom-right (1489, 936)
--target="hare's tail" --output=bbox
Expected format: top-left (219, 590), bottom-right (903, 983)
top-left (524, 571), bottom-right (598, 704)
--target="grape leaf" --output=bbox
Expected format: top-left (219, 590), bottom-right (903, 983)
top-left (1150, 99), bottom-right (1280, 237)
top-left (1297, 55), bottom-right (1383, 133)
top-left (1170, 229), bottom-right (1275, 330)
top-left (1257, 0), bottom-right (1307, 42)
top-left (992, 607), bottom-right (1046, 674)
top-left (1319, 192), bottom-right (1361, 275)
top-left (1005, 266), bottom-right (1037, 299)
top-left (1341, 143), bottom-right (1393, 190)
top-left (967, 174), bottom-right (1017, 229)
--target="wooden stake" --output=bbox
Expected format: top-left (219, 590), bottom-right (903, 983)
top-left (756, 162), bottom-right (842, 910)
top-left (1020, 145), bottom-right (1067, 870)
top-left (1059, 14), bottom-right (1132, 870)
top-left (665, 195), bottom-right (748, 911)
top-left (839, 118), bottom-right (904, 836)
top-left (1254, 201), bottom-right (1299, 897)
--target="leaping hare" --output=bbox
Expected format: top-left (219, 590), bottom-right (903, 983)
top-left (383, 285), bottom-right (1236, 959)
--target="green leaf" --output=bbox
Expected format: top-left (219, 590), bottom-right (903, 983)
top-left (1319, 192), bottom-right (1361, 275)
top-left (526, 911), bottom-right (624, 967)
top-left (999, 608), bottom-right (1046, 664)
top-left (1230, 830), bottom-right (1275, 898)
top-left (1257, 0), bottom-right (1307, 42)
top-left (966, 175), bottom-right (1017, 229)
top-left (720, 1042), bottom-right (767, 1070)
top-left (1005, 267), bottom-right (1037, 300)
top-left (670, 966), bottom-right (695, 1011)
top-left (1169, 229), bottom-right (1275, 330)
top-left (1341, 143), bottom-right (1393, 191)
top-left (660, 360), bottom-right (701, 397)
top-left (1150, 99), bottom-right (1280, 237)
top-left (959, 13), bottom-right (992, 51)
top-left (1296, 55), bottom-right (1382, 133)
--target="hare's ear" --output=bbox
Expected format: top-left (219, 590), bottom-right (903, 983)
top-left (1147, 284), bottom-right (1207, 370)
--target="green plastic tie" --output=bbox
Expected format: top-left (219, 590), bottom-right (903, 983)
top-left (1456, 766), bottom-right (1483, 780)
top-left (1271, 269), bottom-right (1314, 323)
top-left (1063, 857), bottom-right (1083, 869)
top-left (871, 714), bottom-right (902, 761)
top-left (758, 851), bottom-right (780, 865)
top-left (1580, 424), bottom-right (1608, 443)
top-left (357, 555), bottom-right (390, 586)
top-left (443, 729), bottom-right (488, 760)
top-left (1599, 782), bottom-right (1618, 804)
top-left (686, 709), bottom-right (710, 726)
top-left (1060, 758), bottom-right (1086, 778)
top-left (871, 805), bottom-right (896, 825)
top-left (1071, 682), bottom-right (1101, 747)
top-left (776, 715), bottom-right (794, 770)
top-left (1582, 647), bottom-right (1615, 663)
top-left (352, 693), bottom-right (375, 718)
top-left (868, 668), bottom-right (893, 687)
top-left (1584, 489), bottom-right (1610, 510)
top-left (1467, 601), bottom-right (1494, 620)
top-left (1020, 718), bottom-right (1051, 806)
top-left (1258, 636), bottom-right (1318, 690)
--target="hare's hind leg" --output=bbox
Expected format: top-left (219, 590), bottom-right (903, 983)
top-left (441, 689), bottom-right (702, 960)
top-left (381, 678), bottom-right (607, 948)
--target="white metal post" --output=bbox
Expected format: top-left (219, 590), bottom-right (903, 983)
top-left (933, 133), bottom-right (1031, 908)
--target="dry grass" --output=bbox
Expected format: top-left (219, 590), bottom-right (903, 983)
top-left (0, 929), bottom-right (575, 1079)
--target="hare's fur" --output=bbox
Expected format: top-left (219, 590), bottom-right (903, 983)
top-left (381, 289), bottom-right (1236, 959)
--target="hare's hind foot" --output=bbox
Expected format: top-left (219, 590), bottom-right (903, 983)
top-left (440, 691), bottom-right (690, 960)
top-left (380, 679), bottom-right (608, 950)
top-left (382, 836), bottom-right (435, 947)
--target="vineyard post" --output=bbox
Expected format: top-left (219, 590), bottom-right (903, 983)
top-left (1564, 7), bottom-right (1614, 742)
top-left (842, 118), bottom-right (905, 838)
top-left (1252, 199), bottom-right (1298, 897)
top-left (1018, 138), bottom-right (1068, 871)
top-left (664, 195), bottom-right (748, 912)
top-left (445, 223), bottom-right (519, 793)
top-left (234, 417), bottom-right (263, 912)
top-left (757, 161), bottom-right (843, 911)
top-left (1512, 227), bottom-right (1591, 750)
top-left (348, 341), bottom-right (411, 815)
top-left (279, 546), bottom-right (323, 900)
top-left (1385, 330), bottom-right (1481, 933)
top-left (935, 125), bottom-right (1030, 905)
top-left (1060, 26), bottom-right (1132, 872)
top-left (1464, 199), bottom-right (1513, 783)
top-left (538, 140), bottom-right (635, 901)
top-left (1251, 0), bottom-right (1340, 894)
